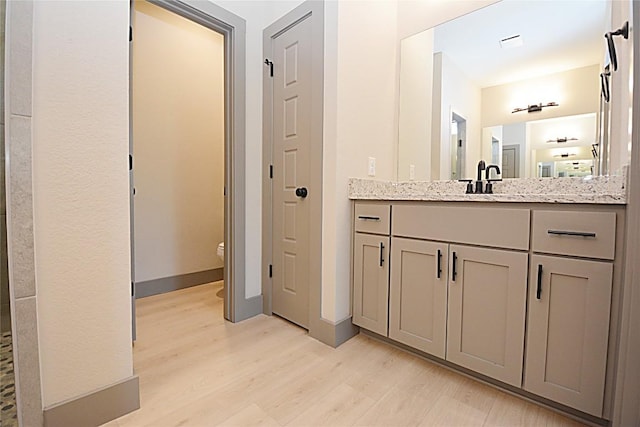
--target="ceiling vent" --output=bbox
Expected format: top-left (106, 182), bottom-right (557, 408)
top-left (500, 34), bottom-right (523, 49)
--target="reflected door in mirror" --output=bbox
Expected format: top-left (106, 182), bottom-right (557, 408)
top-left (502, 145), bottom-right (519, 179)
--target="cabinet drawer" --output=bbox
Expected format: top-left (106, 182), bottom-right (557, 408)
top-left (392, 204), bottom-right (530, 250)
top-left (532, 211), bottom-right (616, 260)
top-left (354, 202), bottom-right (391, 235)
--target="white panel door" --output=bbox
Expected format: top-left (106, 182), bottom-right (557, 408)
top-left (271, 16), bottom-right (312, 328)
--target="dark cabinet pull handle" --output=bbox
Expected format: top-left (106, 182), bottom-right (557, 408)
top-left (437, 249), bottom-right (442, 279)
top-left (379, 242), bottom-right (385, 267)
top-left (358, 215), bottom-right (381, 221)
top-left (547, 230), bottom-right (596, 238)
top-left (452, 252), bottom-right (457, 281)
top-left (536, 264), bottom-right (543, 300)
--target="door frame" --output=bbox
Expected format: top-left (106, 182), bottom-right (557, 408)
top-left (612, 1), bottom-right (640, 424)
top-left (262, 1), bottom-right (325, 337)
top-left (138, 0), bottom-right (251, 322)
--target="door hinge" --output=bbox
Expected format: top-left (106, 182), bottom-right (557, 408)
top-left (264, 59), bottom-right (274, 77)
top-left (269, 164), bottom-right (273, 179)
top-left (129, 154), bottom-right (133, 171)
top-left (129, 26), bottom-right (133, 42)
top-left (269, 264), bottom-right (273, 278)
top-left (131, 281), bottom-right (135, 297)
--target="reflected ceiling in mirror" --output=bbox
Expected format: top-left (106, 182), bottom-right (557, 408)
top-left (433, 1), bottom-right (606, 88)
top-left (397, 0), bottom-right (630, 182)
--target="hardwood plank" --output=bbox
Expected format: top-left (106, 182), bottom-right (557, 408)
top-left (285, 383), bottom-right (375, 427)
top-left (419, 394), bottom-right (490, 427)
top-left (217, 403), bottom-right (281, 427)
top-left (354, 385), bottom-right (434, 427)
top-left (108, 283), bottom-right (586, 427)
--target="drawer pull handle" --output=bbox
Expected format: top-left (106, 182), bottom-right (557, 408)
top-left (547, 230), bottom-right (597, 238)
top-left (536, 264), bottom-right (543, 300)
top-left (437, 249), bottom-right (442, 279)
top-left (452, 252), bottom-right (457, 282)
top-left (358, 215), bottom-right (381, 221)
top-left (379, 242), bottom-right (385, 267)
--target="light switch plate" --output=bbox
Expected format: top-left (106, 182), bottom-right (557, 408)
top-left (368, 157), bottom-right (376, 176)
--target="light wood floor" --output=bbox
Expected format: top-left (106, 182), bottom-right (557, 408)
top-left (105, 282), bottom-right (585, 427)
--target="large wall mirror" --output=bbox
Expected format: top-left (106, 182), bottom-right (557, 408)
top-left (397, 0), bottom-right (633, 181)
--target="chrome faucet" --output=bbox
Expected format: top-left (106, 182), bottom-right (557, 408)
top-left (475, 160), bottom-right (486, 193)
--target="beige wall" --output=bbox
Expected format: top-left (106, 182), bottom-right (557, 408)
top-left (481, 65), bottom-right (601, 128)
top-left (133, 1), bottom-right (224, 283)
top-left (397, 29), bottom-right (434, 181)
top-left (32, 0), bottom-right (132, 406)
top-left (324, 0), bottom-right (399, 321)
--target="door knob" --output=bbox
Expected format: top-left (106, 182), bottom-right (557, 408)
top-left (295, 187), bottom-right (308, 198)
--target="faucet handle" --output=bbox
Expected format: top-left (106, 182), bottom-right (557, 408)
top-left (485, 178), bottom-right (502, 194)
top-left (458, 179), bottom-right (474, 194)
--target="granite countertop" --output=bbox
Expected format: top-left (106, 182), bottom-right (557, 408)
top-left (348, 175), bottom-right (627, 204)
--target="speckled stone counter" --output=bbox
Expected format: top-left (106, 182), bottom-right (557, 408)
top-left (348, 175), bottom-right (627, 204)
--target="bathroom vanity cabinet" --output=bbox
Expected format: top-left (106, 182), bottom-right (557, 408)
top-left (390, 204), bottom-right (530, 387)
top-left (351, 200), bottom-right (625, 420)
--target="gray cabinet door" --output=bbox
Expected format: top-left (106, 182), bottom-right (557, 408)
top-left (353, 233), bottom-right (390, 336)
top-left (446, 245), bottom-right (528, 387)
top-left (389, 237), bottom-right (448, 358)
top-left (524, 255), bottom-right (613, 417)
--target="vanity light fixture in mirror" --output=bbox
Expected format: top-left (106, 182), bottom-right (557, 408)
top-left (512, 102), bottom-right (559, 114)
top-left (546, 137), bottom-right (578, 144)
top-left (397, 0), bottom-right (632, 182)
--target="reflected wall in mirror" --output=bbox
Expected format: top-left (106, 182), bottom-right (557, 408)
top-left (397, 0), bottom-right (633, 181)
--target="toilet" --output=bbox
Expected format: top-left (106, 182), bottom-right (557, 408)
top-left (217, 242), bottom-right (224, 261)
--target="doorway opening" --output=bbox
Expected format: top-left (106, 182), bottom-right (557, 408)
top-left (129, 0), bottom-right (251, 339)
top-left (450, 112), bottom-right (467, 180)
top-left (131, 0), bottom-right (226, 333)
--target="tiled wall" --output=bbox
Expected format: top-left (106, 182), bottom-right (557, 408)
top-left (1, 0), bottom-right (9, 333)
top-left (5, 1), bottom-right (44, 426)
